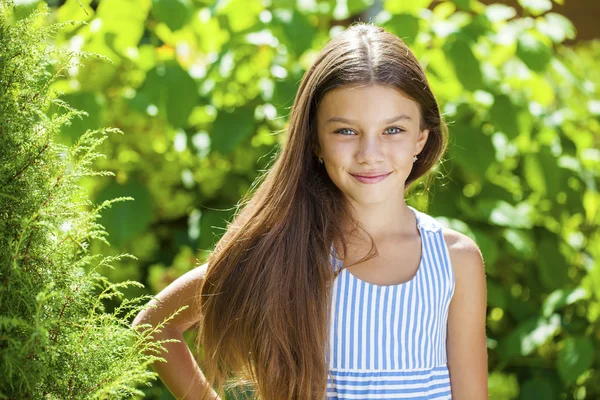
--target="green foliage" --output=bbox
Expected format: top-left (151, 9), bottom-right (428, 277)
top-left (5, 0), bottom-right (599, 398)
top-left (0, 2), bottom-right (181, 398)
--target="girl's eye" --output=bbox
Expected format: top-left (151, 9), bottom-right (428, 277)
top-left (333, 127), bottom-right (406, 136)
top-left (334, 128), bottom-right (356, 136)
top-left (385, 126), bottom-right (405, 135)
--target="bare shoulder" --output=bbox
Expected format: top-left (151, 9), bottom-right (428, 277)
top-left (441, 227), bottom-right (485, 278)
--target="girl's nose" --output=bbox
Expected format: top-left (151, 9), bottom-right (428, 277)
top-left (355, 135), bottom-right (384, 165)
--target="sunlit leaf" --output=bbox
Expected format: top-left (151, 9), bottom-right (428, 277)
top-left (516, 31), bottom-right (553, 73)
top-left (383, 14), bottom-right (419, 45)
top-left (542, 288), bottom-right (588, 318)
top-left (56, 0), bottom-right (94, 26)
top-left (487, 200), bottom-right (533, 228)
top-left (498, 315), bottom-right (560, 360)
top-left (216, 0), bottom-right (263, 33)
top-left (384, 0), bottom-right (432, 15)
top-left (484, 4), bottom-right (516, 23)
top-left (96, 0), bottom-right (151, 53)
top-left (518, 0), bottom-right (552, 16)
top-left (523, 154), bottom-right (546, 195)
top-left (503, 228), bottom-right (535, 259)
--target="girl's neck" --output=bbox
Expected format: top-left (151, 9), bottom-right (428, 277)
top-left (342, 200), bottom-right (417, 243)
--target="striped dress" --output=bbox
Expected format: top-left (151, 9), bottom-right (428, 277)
top-left (326, 206), bottom-right (455, 399)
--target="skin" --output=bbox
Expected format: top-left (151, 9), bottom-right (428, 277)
top-left (316, 84), bottom-right (489, 399)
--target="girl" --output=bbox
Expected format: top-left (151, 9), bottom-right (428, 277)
top-left (132, 23), bottom-right (488, 400)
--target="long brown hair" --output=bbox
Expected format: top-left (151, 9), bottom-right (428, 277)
top-left (196, 22), bottom-right (448, 399)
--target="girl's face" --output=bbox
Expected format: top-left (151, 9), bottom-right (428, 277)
top-left (316, 84), bottom-right (429, 207)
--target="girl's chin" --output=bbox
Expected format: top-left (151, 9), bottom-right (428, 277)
top-left (342, 192), bottom-right (400, 206)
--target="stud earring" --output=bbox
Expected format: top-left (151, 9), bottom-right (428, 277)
top-left (318, 157), bottom-right (324, 164)
top-left (413, 155), bottom-right (418, 163)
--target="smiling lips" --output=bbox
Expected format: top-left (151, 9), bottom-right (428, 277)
top-left (350, 172), bottom-right (392, 184)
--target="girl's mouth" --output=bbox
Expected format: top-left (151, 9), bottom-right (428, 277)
top-left (349, 172), bottom-right (392, 184)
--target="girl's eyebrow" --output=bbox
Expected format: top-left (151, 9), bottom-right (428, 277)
top-left (326, 114), bottom-right (413, 124)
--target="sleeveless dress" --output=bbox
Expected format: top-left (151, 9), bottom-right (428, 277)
top-left (326, 206), bottom-right (455, 399)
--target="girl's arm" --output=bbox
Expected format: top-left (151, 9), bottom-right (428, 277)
top-left (132, 264), bottom-right (221, 400)
top-left (444, 229), bottom-right (489, 399)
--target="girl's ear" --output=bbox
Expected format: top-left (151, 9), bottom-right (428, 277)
top-left (416, 128), bottom-right (430, 154)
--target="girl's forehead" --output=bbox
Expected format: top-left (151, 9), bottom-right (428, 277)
top-left (317, 85), bottom-right (421, 120)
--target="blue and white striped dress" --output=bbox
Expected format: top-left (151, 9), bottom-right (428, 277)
top-left (326, 206), bottom-right (455, 399)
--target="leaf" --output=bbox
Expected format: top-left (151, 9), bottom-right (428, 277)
top-left (56, 0), bottom-right (94, 26)
top-left (384, 0), bottom-right (432, 15)
top-left (518, 0), bottom-right (552, 16)
top-left (523, 154), bottom-right (546, 195)
top-left (487, 200), bottom-right (533, 229)
top-left (449, 123), bottom-right (494, 175)
top-left (444, 35), bottom-right (483, 91)
top-left (96, 0), bottom-right (151, 53)
top-left (503, 228), bottom-right (535, 259)
top-left (216, 0), bottom-right (263, 33)
top-left (210, 106), bottom-right (256, 154)
top-left (151, 0), bottom-right (194, 32)
top-left (557, 337), bottom-right (595, 383)
top-left (95, 180), bottom-right (153, 247)
top-left (516, 31), bottom-right (553, 73)
top-left (498, 315), bottom-right (560, 360)
top-left (163, 63), bottom-right (197, 127)
top-left (537, 231), bottom-right (569, 291)
top-left (272, 9), bottom-right (315, 57)
top-left (536, 12), bottom-right (576, 43)
top-left (133, 62), bottom-right (197, 127)
top-left (383, 14), bottom-right (420, 45)
top-left (484, 4), bottom-right (516, 23)
top-left (461, 13), bottom-right (492, 42)
top-left (519, 377), bottom-right (557, 400)
top-left (488, 372), bottom-right (519, 399)
top-left (489, 94), bottom-right (519, 138)
top-left (537, 146), bottom-right (564, 199)
top-left (542, 288), bottom-right (588, 318)
top-left (487, 280), bottom-right (508, 309)
top-left (451, 0), bottom-right (470, 12)
top-left (348, 0), bottom-right (375, 16)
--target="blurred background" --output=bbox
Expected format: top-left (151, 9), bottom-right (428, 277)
top-left (10, 0), bottom-right (600, 398)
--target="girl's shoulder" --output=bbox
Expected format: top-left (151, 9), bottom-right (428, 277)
top-left (412, 206), bottom-right (485, 280)
top-left (442, 226), bottom-right (485, 289)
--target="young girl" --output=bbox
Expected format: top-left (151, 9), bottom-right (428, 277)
top-left (132, 23), bottom-right (488, 400)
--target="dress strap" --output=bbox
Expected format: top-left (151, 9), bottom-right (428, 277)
top-left (407, 205), bottom-right (442, 232)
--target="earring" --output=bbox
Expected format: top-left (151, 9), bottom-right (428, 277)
top-left (413, 155), bottom-right (418, 163)
top-left (318, 157), bottom-right (324, 164)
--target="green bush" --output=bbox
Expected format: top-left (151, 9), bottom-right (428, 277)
top-left (0, 2), bottom-right (181, 398)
